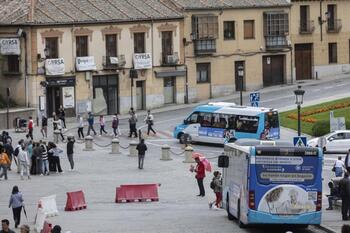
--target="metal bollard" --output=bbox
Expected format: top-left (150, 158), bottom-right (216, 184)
top-left (160, 144), bottom-right (172, 161)
top-left (110, 138), bottom-right (120, 155)
top-left (183, 146), bottom-right (194, 163)
top-left (129, 141), bottom-right (138, 157)
top-left (53, 130), bottom-right (60, 144)
top-left (83, 135), bottom-right (94, 151)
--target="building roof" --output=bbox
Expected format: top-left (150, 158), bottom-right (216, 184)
top-left (0, 0), bottom-right (183, 25)
top-left (169, 0), bottom-right (291, 10)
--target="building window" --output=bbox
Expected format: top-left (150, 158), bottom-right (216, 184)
top-left (6, 55), bottom-right (20, 73)
top-left (76, 36), bottom-right (88, 57)
top-left (192, 15), bottom-right (218, 39)
top-left (264, 12), bottom-right (289, 48)
top-left (329, 43), bottom-right (337, 63)
top-left (134, 32), bottom-right (145, 53)
top-left (224, 21), bottom-right (235, 40)
top-left (162, 31), bottom-right (173, 64)
top-left (106, 34), bottom-right (117, 57)
top-left (45, 37), bottom-right (58, 59)
top-left (300, 6), bottom-right (313, 33)
top-left (244, 20), bottom-right (255, 39)
top-left (196, 63), bottom-right (210, 83)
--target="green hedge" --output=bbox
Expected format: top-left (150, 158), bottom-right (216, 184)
top-left (311, 120), bottom-right (350, 136)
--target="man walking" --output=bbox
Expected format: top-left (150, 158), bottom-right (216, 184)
top-left (194, 157), bottom-right (205, 197)
top-left (339, 172), bottom-right (350, 220)
top-left (87, 112), bottom-right (97, 136)
top-left (77, 115), bottom-right (84, 139)
top-left (136, 139), bottom-right (147, 169)
top-left (41, 114), bottom-right (48, 138)
top-left (128, 112), bottom-right (138, 138)
top-left (0, 219), bottom-right (15, 233)
top-left (66, 136), bottom-right (75, 171)
top-left (144, 110), bottom-right (156, 136)
top-left (4, 139), bottom-right (13, 171)
top-left (18, 145), bottom-right (30, 180)
top-left (27, 117), bottom-right (34, 140)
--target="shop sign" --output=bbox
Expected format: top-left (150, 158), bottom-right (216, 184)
top-left (133, 53), bottom-right (152, 70)
top-left (0, 38), bottom-right (20, 55)
top-left (76, 56), bottom-right (96, 71)
top-left (45, 58), bottom-right (65, 76)
top-left (62, 86), bottom-right (75, 108)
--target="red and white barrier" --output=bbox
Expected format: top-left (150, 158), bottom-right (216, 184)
top-left (39, 195), bottom-right (59, 217)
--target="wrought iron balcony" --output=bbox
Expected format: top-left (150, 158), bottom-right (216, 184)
top-left (161, 52), bottom-right (179, 66)
top-left (299, 20), bottom-right (315, 34)
top-left (327, 19), bottom-right (342, 33)
top-left (265, 36), bottom-right (289, 50)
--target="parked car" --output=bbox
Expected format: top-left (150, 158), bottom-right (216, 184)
top-left (307, 130), bottom-right (350, 152)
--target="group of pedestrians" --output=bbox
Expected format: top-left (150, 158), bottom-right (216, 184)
top-left (78, 112), bottom-right (121, 138)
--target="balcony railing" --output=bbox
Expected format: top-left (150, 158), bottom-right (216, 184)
top-left (194, 39), bottom-right (216, 55)
top-left (327, 19), bottom-right (342, 33)
top-left (161, 52), bottom-right (179, 66)
top-left (102, 55), bottom-right (126, 70)
top-left (299, 20), bottom-right (315, 34)
top-left (265, 36), bottom-right (289, 50)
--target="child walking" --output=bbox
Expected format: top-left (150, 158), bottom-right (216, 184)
top-left (99, 115), bottom-right (108, 136)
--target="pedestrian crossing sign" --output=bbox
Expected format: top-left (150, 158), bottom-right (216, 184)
top-left (293, 136), bottom-right (307, 147)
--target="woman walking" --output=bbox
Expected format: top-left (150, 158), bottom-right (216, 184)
top-left (77, 115), bottom-right (84, 139)
top-left (333, 156), bottom-right (345, 177)
top-left (99, 115), bottom-right (107, 136)
top-left (112, 115), bottom-right (120, 137)
top-left (9, 185), bottom-right (24, 228)
top-left (58, 105), bottom-right (66, 129)
top-left (0, 146), bottom-right (11, 180)
top-left (53, 115), bottom-right (64, 142)
top-left (209, 171), bottom-right (222, 209)
top-left (18, 145), bottom-right (30, 180)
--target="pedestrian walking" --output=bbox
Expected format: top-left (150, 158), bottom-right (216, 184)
top-left (26, 141), bottom-right (33, 170)
top-left (1, 219), bottom-right (15, 233)
top-left (19, 224), bottom-right (30, 233)
top-left (8, 186), bottom-right (24, 228)
top-left (18, 145), bottom-right (30, 180)
top-left (191, 157), bottom-right (206, 197)
top-left (339, 172), bottom-right (350, 220)
top-left (4, 139), bottom-right (13, 171)
top-left (333, 156), bottom-right (345, 177)
top-left (0, 147), bottom-right (11, 180)
top-left (32, 143), bottom-right (42, 175)
top-left (66, 136), bottom-right (75, 171)
top-left (49, 143), bottom-right (63, 173)
top-left (40, 142), bottom-right (49, 175)
top-left (345, 149), bottom-right (350, 173)
top-left (58, 105), bottom-right (66, 129)
top-left (87, 112), bottom-right (97, 136)
top-left (13, 140), bottom-right (23, 174)
top-left (209, 171), bottom-right (222, 209)
top-left (136, 139), bottom-right (147, 169)
top-left (326, 181), bottom-right (340, 210)
top-left (99, 115), bottom-right (107, 136)
top-left (27, 117), bottom-right (33, 140)
top-left (144, 110), bottom-right (156, 136)
top-left (128, 112), bottom-right (138, 138)
top-left (112, 115), bottom-right (120, 137)
top-left (77, 115), bottom-right (84, 139)
top-left (53, 117), bottom-right (65, 141)
top-left (41, 115), bottom-right (48, 138)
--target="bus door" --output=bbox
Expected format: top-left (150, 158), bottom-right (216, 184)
top-left (262, 111), bottom-right (280, 139)
top-left (183, 112), bottom-right (200, 141)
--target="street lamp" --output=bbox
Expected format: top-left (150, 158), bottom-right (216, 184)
top-left (238, 65), bottom-right (244, 106)
top-left (294, 85), bottom-right (305, 136)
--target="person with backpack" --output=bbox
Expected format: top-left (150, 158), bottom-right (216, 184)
top-left (144, 110), bottom-right (156, 136)
top-left (0, 146), bottom-right (11, 180)
top-left (209, 171), bottom-right (222, 209)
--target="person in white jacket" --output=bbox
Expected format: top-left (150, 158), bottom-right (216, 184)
top-left (144, 110), bottom-right (156, 136)
top-left (17, 146), bottom-right (30, 180)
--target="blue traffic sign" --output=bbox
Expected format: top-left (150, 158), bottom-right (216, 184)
top-left (250, 92), bottom-right (260, 107)
top-left (293, 136), bottom-right (307, 147)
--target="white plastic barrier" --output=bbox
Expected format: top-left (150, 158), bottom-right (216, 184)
top-left (39, 195), bottom-right (59, 217)
top-left (34, 208), bottom-right (46, 233)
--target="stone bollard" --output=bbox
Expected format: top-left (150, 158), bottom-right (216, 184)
top-left (53, 130), bottom-right (60, 144)
top-left (183, 146), bottom-right (194, 163)
top-left (110, 138), bottom-right (120, 154)
top-left (83, 135), bottom-right (94, 151)
top-left (160, 144), bottom-right (172, 161)
top-left (129, 141), bottom-right (138, 157)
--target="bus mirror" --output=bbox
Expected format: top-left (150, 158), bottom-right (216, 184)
top-left (184, 119), bottom-right (188, 124)
top-left (218, 155), bottom-right (229, 168)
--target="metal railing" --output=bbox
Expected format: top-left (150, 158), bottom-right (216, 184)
top-left (102, 55), bottom-right (126, 70)
top-left (327, 19), bottom-right (342, 33)
top-left (299, 20), bottom-right (315, 34)
top-left (265, 36), bottom-right (289, 50)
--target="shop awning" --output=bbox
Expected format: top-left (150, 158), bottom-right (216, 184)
top-left (155, 69), bottom-right (186, 78)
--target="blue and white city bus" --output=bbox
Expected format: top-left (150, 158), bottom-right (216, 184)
top-left (173, 102), bottom-right (280, 144)
top-left (219, 140), bottom-right (323, 228)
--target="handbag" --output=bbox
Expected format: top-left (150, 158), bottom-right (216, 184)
top-left (332, 165), bottom-right (336, 172)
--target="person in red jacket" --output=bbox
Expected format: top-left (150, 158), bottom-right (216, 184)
top-left (27, 117), bottom-right (33, 140)
top-left (194, 157), bottom-right (205, 197)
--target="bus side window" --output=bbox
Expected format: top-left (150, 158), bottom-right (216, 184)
top-left (200, 112), bottom-right (212, 127)
top-left (228, 115), bottom-right (236, 129)
top-left (188, 112), bottom-right (199, 124)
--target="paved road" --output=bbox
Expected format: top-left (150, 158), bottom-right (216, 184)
top-left (1, 78), bottom-right (349, 232)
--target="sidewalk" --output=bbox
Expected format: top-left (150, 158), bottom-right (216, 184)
top-left (321, 207), bottom-right (345, 233)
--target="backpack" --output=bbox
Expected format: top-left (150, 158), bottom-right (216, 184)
top-left (14, 147), bottom-right (20, 157)
top-left (210, 180), bottom-right (216, 190)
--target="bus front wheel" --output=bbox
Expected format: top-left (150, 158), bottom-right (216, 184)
top-left (226, 196), bottom-right (235, 220)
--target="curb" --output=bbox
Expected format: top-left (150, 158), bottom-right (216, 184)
top-left (314, 224), bottom-right (337, 233)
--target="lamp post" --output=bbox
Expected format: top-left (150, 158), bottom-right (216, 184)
top-left (238, 65), bottom-right (244, 106)
top-left (294, 85), bottom-right (305, 136)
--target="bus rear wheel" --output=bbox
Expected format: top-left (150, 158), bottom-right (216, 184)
top-left (237, 201), bottom-right (246, 228)
top-left (226, 196), bottom-right (234, 220)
